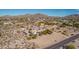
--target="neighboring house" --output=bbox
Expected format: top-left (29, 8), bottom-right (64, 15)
top-left (52, 25), bottom-right (58, 30)
top-left (31, 30), bottom-right (37, 35)
top-left (15, 22), bottom-right (24, 25)
top-left (20, 28), bottom-right (25, 31)
top-left (4, 21), bottom-right (13, 25)
top-left (31, 26), bottom-right (39, 34)
top-left (39, 22), bottom-right (45, 28)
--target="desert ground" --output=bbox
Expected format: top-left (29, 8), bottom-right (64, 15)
top-left (0, 14), bottom-right (79, 49)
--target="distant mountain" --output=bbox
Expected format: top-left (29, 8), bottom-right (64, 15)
top-left (0, 14), bottom-right (56, 22)
top-left (0, 14), bottom-right (79, 22)
top-left (63, 14), bottom-right (79, 21)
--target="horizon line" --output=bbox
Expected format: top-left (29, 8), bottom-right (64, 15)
top-left (0, 13), bottom-right (78, 17)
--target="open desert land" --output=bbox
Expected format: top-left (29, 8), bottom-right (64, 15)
top-left (30, 32), bottom-right (67, 48)
top-left (29, 27), bottom-right (79, 48)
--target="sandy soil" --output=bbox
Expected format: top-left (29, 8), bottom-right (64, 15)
top-left (30, 32), bottom-right (68, 48)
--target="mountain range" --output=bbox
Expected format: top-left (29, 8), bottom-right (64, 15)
top-left (0, 14), bottom-right (79, 22)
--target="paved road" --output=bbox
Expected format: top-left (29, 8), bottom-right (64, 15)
top-left (44, 33), bottom-right (79, 49)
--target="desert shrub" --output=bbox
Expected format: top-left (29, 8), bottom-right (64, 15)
top-left (65, 44), bottom-right (76, 49)
top-left (31, 34), bottom-right (37, 39)
top-left (71, 34), bottom-right (74, 36)
top-left (0, 22), bottom-right (3, 26)
top-left (0, 32), bottom-right (1, 36)
top-left (61, 30), bottom-right (67, 35)
top-left (37, 21), bottom-right (45, 26)
top-left (74, 23), bottom-right (79, 28)
top-left (41, 29), bottom-right (52, 35)
top-left (27, 34), bottom-right (37, 40)
top-left (27, 37), bottom-right (31, 40)
top-left (38, 32), bottom-right (43, 36)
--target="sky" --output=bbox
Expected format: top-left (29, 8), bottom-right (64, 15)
top-left (0, 9), bottom-right (79, 16)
